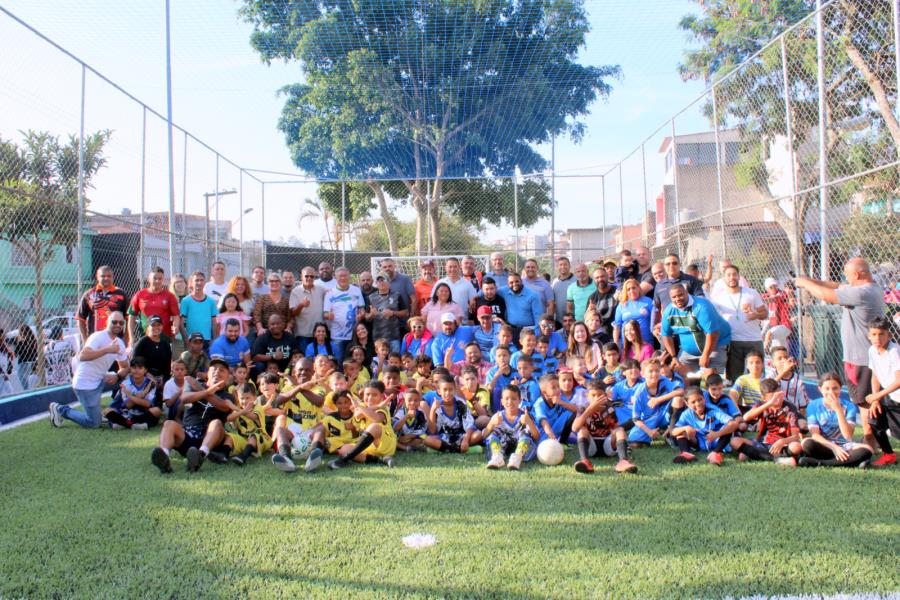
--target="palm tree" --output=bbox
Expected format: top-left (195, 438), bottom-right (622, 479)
top-left (298, 197), bottom-right (339, 251)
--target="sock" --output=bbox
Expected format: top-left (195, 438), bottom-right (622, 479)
top-left (616, 439), bottom-right (628, 461)
top-left (105, 411), bottom-right (131, 428)
top-left (438, 440), bottom-right (451, 452)
top-left (577, 437), bottom-right (591, 461)
top-left (199, 445), bottom-right (210, 456)
top-left (676, 437), bottom-right (692, 453)
top-left (237, 445), bottom-right (254, 461)
top-left (713, 434), bottom-right (731, 453)
top-left (162, 448), bottom-right (170, 457)
top-left (342, 432), bottom-right (374, 462)
top-left (739, 443), bottom-right (771, 461)
top-left (364, 455), bottom-right (380, 464)
top-left (669, 406), bottom-right (686, 434)
top-left (489, 439), bottom-right (502, 457)
top-left (312, 440), bottom-right (324, 452)
top-left (515, 439), bottom-right (531, 456)
top-left (870, 425), bottom-right (894, 455)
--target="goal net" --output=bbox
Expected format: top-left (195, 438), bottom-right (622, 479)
top-left (370, 255), bottom-right (490, 280)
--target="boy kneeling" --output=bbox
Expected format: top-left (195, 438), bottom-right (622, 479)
top-left (573, 380), bottom-right (637, 474)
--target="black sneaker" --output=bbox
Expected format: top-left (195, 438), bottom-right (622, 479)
top-left (151, 447), bottom-right (173, 474)
top-left (206, 450), bottom-right (229, 464)
top-left (186, 447), bottom-right (204, 472)
top-left (798, 456), bottom-right (820, 468)
top-left (231, 454), bottom-right (247, 466)
top-left (328, 458), bottom-right (349, 470)
top-left (380, 456), bottom-right (396, 468)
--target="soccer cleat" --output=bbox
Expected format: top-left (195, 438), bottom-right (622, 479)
top-left (486, 453), bottom-right (505, 469)
top-left (871, 452), bottom-right (897, 467)
top-left (185, 447), bottom-right (204, 472)
top-left (231, 454), bottom-right (246, 466)
top-left (304, 447), bottom-right (324, 472)
top-left (737, 452), bottom-right (748, 462)
top-left (272, 453), bottom-right (297, 473)
top-left (507, 452), bottom-right (523, 471)
top-left (131, 423), bottom-right (148, 431)
top-left (328, 458), bottom-right (349, 470)
top-left (707, 452), bottom-right (724, 466)
top-left (573, 459), bottom-right (594, 473)
top-left (110, 423), bottom-right (125, 430)
top-left (775, 456), bottom-right (797, 467)
top-left (380, 456), bottom-right (396, 468)
top-left (798, 456), bottom-right (820, 468)
top-left (615, 459), bottom-right (638, 474)
top-left (206, 451), bottom-right (229, 464)
top-left (48, 402), bottom-right (63, 428)
top-left (673, 452), bottom-right (696, 464)
top-left (151, 447), bottom-right (173, 474)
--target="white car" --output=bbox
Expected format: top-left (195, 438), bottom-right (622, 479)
top-left (5, 314), bottom-right (82, 351)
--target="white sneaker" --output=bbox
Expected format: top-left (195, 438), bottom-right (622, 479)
top-left (486, 453), bottom-right (505, 469)
top-left (507, 452), bottom-right (523, 470)
top-left (131, 423), bottom-right (149, 431)
top-left (48, 402), bottom-right (63, 427)
top-left (272, 453), bottom-right (297, 473)
top-left (110, 423), bottom-right (125, 430)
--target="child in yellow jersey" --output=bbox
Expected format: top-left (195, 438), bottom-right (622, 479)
top-left (729, 350), bottom-right (766, 410)
top-left (328, 380), bottom-right (397, 469)
top-left (322, 390), bottom-right (359, 454)
top-left (269, 361), bottom-right (327, 473)
top-left (343, 358), bottom-right (367, 396)
top-left (228, 364), bottom-right (256, 405)
top-left (459, 365), bottom-right (490, 429)
top-left (222, 383), bottom-right (272, 466)
top-left (322, 371), bottom-right (355, 412)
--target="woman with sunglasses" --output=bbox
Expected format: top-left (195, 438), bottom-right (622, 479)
top-left (252, 274), bottom-right (292, 337)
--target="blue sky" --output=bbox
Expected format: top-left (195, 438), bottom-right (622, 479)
top-left (0, 0), bottom-right (711, 246)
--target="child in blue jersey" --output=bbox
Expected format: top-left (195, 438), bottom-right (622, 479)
top-left (609, 359), bottom-right (642, 430)
top-left (573, 379), bottom-right (638, 474)
top-left (799, 372), bottom-right (873, 468)
top-left (671, 386), bottom-right (740, 465)
top-left (105, 357), bottom-right (162, 430)
top-left (536, 336), bottom-right (559, 375)
top-left (421, 367), bottom-right (450, 407)
top-left (627, 359), bottom-right (685, 446)
top-left (511, 356), bottom-right (541, 416)
top-left (596, 343), bottom-right (622, 386)
top-left (424, 375), bottom-right (479, 453)
top-left (511, 329), bottom-right (544, 375)
top-left (489, 325), bottom-right (518, 362)
top-left (538, 314), bottom-right (568, 358)
top-left (558, 367), bottom-right (587, 411)
top-left (483, 385), bottom-right (540, 470)
top-left (486, 345), bottom-right (518, 413)
top-left (533, 373), bottom-right (579, 443)
top-left (393, 389), bottom-right (428, 452)
top-left (704, 373), bottom-right (745, 433)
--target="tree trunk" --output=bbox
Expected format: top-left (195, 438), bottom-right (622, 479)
top-left (32, 238), bottom-right (46, 388)
top-left (429, 178), bottom-right (443, 253)
top-left (368, 181), bottom-right (398, 255)
top-left (409, 180), bottom-right (428, 255)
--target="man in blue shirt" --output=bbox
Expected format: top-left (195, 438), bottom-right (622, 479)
top-left (208, 319), bottom-right (251, 368)
top-left (431, 312), bottom-right (476, 367)
top-left (498, 273), bottom-right (543, 336)
top-left (661, 284), bottom-right (731, 376)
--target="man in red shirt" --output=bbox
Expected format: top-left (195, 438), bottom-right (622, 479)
top-left (762, 278), bottom-right (792, 331)
top-left (127, 267), bottom-right (180, 346)
top-left (77, 265), bottom-right (129, 342)
top-left (414, 260), bottom-right (437, 316)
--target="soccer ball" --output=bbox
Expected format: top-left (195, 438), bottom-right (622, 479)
top-left (537, 439), bottom-right (565, 465)
top-left (290, 434), bottom-right (312, 460)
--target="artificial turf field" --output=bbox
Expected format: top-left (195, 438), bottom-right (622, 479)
top-left (1, 420), bottom-right (898, 600)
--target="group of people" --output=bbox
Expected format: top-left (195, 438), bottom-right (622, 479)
top-left (45, 249), bottom-right (899, 474)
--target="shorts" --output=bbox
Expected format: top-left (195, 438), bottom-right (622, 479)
top-left (678, 345), bottom-right (728, 374)
top-left (226, 431), bottom-right (273, 457)
top-left (843, 362), bottom-right (873, 406)
top-left (360, 432), bottom-right (397, 458)
top-left (175, 424), bottom-right (205, 456)
top-left (435, 431), bottom-right (467, 447)
top-left (587, 436), bottom-right (616, 458)
top-left (748, 439), bottom-right (791, 457)
top-left (693, 433), bottom-right (730, 453)
top-left (325, 437), bottom-right (354, 454)
top-left (626, 412), bottom-right (670, 443)
top-left (272, 423), bottom-right (314, 453)
top-left (486, 434), bottom-right (537, 462)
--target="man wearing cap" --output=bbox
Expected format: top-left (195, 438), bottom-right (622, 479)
top-left (181, 332), bottom-right (210, 381)
top-left (498, 272), bottom-right (543, 337)
top-left (150, 357), bottom-right (236, 474)
top-left (473, 277), bottom-right (506, 322)
top-left (414, 260), bottom-right (438, 317)
top-left (77, 265), bottom-right (129, 343)
top-left (209, 318), bottom-right (252, 369)
top-left (762, 277), bottom-right (793, 334)
top-left (473, 305), bottom-right (502, 355)
top-left (133, 315), bottom-right (174, 403)
top-left (49, 311), bottom-right (130, 429)
top-left (431, 312), bottom-right (476, 367)
top-left (367, 272), bottom-right (409, 353)
top-left (710, 264), bottom-right (767, 381)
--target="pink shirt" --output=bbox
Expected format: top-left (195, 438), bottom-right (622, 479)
top-left (624, 342), bottom-right (654, 363)
top-left (421, 301), bottom-right (463, 336)
top-left (216, 312), bottom-right (251, 337)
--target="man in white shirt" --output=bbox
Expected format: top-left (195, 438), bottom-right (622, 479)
top-left (290, 266), bottom-right (327, 354)
top-left (203, 261), bottom-right (228, 303)
top-left (435, 257), bottom-right (477, 322)
top-left (49, 311), bottom-right (129, 429)
top-left (323, 267), bottom-right (365, 362)
top-left (315, 261), bottom-right (339, 291)
top-left (709, 258), bottom-right (749, 296)
top-left (710, 264), bottom-right (767, 382)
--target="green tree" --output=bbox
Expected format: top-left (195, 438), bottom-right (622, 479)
top-left (354, 213), bottom-right (482, 255)
top-left (679, 0), bottom-right (899, 272)
top-left (832, 210), bottom-right (900, 266)
top-left (0, 130), bottom-right (110, 386)
top-left (243, 0), bottom-right (618, 253)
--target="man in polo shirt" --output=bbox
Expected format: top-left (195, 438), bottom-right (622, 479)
top-left (127, 267), bottom-right (181, 347)
top-left (431, 312), bottom-right (476, 366)
top-left (436, 257), bottom-right (477, 321)
top-left (209, 319), bottom-right (252, 369)
top-left (565, 263), bottom-right (596, 322)
top-left (498, 272), bottom-right (544, 337)
top-left (661, 284), bottom-right (732, 376)
top-left (290, 266), bottom-right (326, 354)
top-left (522, 258), bottom-right (555, 316)
top-left (77, 265), bottom-right (129, 343)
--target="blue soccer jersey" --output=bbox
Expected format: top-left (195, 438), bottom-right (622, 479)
top-left (675, 405), bottom-right (733, 437)
top-left (610, 378), bottom-right (642, 424)
top-left (631, 376), bottom-right (677, 427)
top-left (705, 392), bottom-right (741, 418)
top-left (533, 397), bottom-right (575, 441)
top-left (517, 377), bottom-right (541, 415)
top-left (485, 366), bottom-right (519, 413)
top-left (806, 398), bottom-right (858, 443)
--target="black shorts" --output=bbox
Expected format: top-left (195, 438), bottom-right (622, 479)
top-left (175, 424), bottom-right (205, 456)
top-left (844, 363), bottom-right (873, 406)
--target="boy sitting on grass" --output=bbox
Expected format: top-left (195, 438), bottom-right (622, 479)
top-left (768, 346), bottom-right (808, 413)
top-left (393, 389), bottom-right (428, 452)
top-left (729, 350), bottom-right (766, 411)
top-left (328, 380), bottom-right (397, 469)
top-left (573, 379), bottom-right (637, 475)
top-left (799, 372), bottom-right (873, 468)
top-left (269, 361), bottom-right (327, 473)
top-left (533, 373), bottom-right (578, 443)
top-left (483, 384), bottom-right (539, 470)
top-left (424, 374), bottom-right (479, 453)
top-left (322, 390), bottom-right (358, 456)
top-left (162, 358), bottom-right (191, 422)
top-left (731, 378), bottom-right (802, 466)
top-left (105, 357), bottom-right (161, 430)
top-left (671, 386), bottom-right (740, 465)
top-left (459, 365), bottom-right (491, 428)
top-left (223, 382), bottom-right (273, 466)
top-left (627, 359), bottom-right (684, 447)
top-left (704, 373), bottom-right (745, 433)
top-left (609, 359), bottom-right (642, 431)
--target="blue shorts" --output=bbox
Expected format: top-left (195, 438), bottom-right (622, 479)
top-left (538, 411), bottom-right (575, 443)
top-left (695, 433), bottom-right (731, 453)
top-left (627, 412), bottom-right (669, 443)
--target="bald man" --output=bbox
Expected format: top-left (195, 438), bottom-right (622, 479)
top-left (796, 257), bottom-right (886, 448)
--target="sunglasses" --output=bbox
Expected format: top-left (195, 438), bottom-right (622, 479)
top-left (268, 280), bottom-right (281, 284)
top-left (303, 275), bottom-right (315, 279)
top-left (664, 261), bottom-right (679, 266)
top-left (110, 320), bottom-right (125, 325)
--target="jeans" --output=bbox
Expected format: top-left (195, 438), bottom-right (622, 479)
top-left (62, 381), bottom-right (104, 428)
top-left (17, 360), bottom-right (34, 390)
top-left (388, 339), bottom-right (401, 354)
top-left (331, 339), bottom-right (348, 364)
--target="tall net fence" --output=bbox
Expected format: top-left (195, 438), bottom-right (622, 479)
top-left (0, 0), bottom-right (898, 397)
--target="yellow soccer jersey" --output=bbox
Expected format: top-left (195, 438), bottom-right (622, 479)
top-left (322, 412), bottom-right (356, 453)
top-left (322, 390), bottom-right (360, 413)
top-left (279, 382), bottom-right (323, 431)
top-left (462, 387), bottom-right (491, 415)
top-left (357, 406), bottom-right (396, 457)
top-left (228, 380), bottom-right (258, 399)
top-left (225, 404), bottom-right (273, 456)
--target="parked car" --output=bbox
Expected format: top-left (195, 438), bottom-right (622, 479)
top-left (5, 314), bottom-right (82, 351)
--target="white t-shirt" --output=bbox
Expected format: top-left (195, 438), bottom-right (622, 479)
top-left (163, 378), bottom-right (185, 402)
top-left (711, 276), bottom-right (750, 297)
top-left (710, 286), bottom-right (765, 342)
top-left (203, 281), bottom-right (228, 303)
top-left (435, 276), bottom-right (477, 317)
top-left (71, 330), bottom-right (128, 390)
top-left (315, 278), bottom-right (339, 291)
top-left (868, 342), bottom-right (900, 404)
top-left (323, 285), bottom-right (365, 341)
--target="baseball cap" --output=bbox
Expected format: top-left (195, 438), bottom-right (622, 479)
top-left (764, 277), bottom-right (778, 289)
top-left (440, 312), bottom-right (457, 324)
top-left (189, 332), bottom-right (205, 342)
top-left (148, 315), bottom-right (162, 325)
top-left (476, 306), bottom-right (492, 318)
top-left (420, 259), bottom-right (435, 267)
top-left (376, 271), bottom-right (388, 281)
top-left (208, 356), bottom-right (229, 369)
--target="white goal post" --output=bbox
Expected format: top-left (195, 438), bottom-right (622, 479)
top-left (370, 255), bottom-right (491, 280)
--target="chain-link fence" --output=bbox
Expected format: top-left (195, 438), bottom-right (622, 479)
top-left (0, 0), bottom-right (898, 397)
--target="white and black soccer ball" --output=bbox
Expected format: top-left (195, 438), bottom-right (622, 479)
top-left (290, 434), bottom-right (312, 460)
top-left (537, 439), bottom-right (565, 465)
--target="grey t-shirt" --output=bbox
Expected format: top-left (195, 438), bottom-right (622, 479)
top-left (551, 274), bottom-right (575, 323)
top-left (369, 291), bottom-right (407, 341)
top-left (835, 282), bottom-right (885, 366)
top-left (289, 284), bottom-right (326, 338)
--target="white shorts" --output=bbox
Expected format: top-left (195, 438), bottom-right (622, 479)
top-left (286, 422), bottom-right (315, 441)
top-left (588, 436), bottom-right (616, 457)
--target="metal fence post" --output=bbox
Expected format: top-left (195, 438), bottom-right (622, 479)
top-left (671, 118), bottom-right (682, 256)
top-left (77, 64), bottom-right (85, 296)
top-left (214, 154), bottom-right (220, 265)
top-left (711, 86), bottom-right (726, 258)
top-left (139, 106), bottom-right (146, 277)
top-left (165, 0), bottom-right (177, 279)
top-left (181, 131), bottom-right (187, 273)
top-left (815, 0), bottom-right (829, 280)
top-left (618, 164), bottom-right (624, 251)
top-left (341, 180), bottom-right (346, 267)
top-left (514, 175), bottom-right (519, 269)
top-left (641, 142), bottom-right (649, 247)
top-left (551, 133), bottom-right (556, 262)
top-left (239, 169), bottom-right (244, 273)
top-left (261, 182), bottom-right (266, 270)
top-left (601, 174), bottom-right (606, 258)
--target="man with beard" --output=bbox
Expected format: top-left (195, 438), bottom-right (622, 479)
top-left (498, 273), bottom-right (543, 338)
top-left (661, 284), bottom-right (731, 377)
top-left (587, 267), bottom-right (617, 344)
top-left (710, 264), bottom-right (767, 382)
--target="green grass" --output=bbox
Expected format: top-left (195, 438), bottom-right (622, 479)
top-left (1, 421), bottom-right (899, 599)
